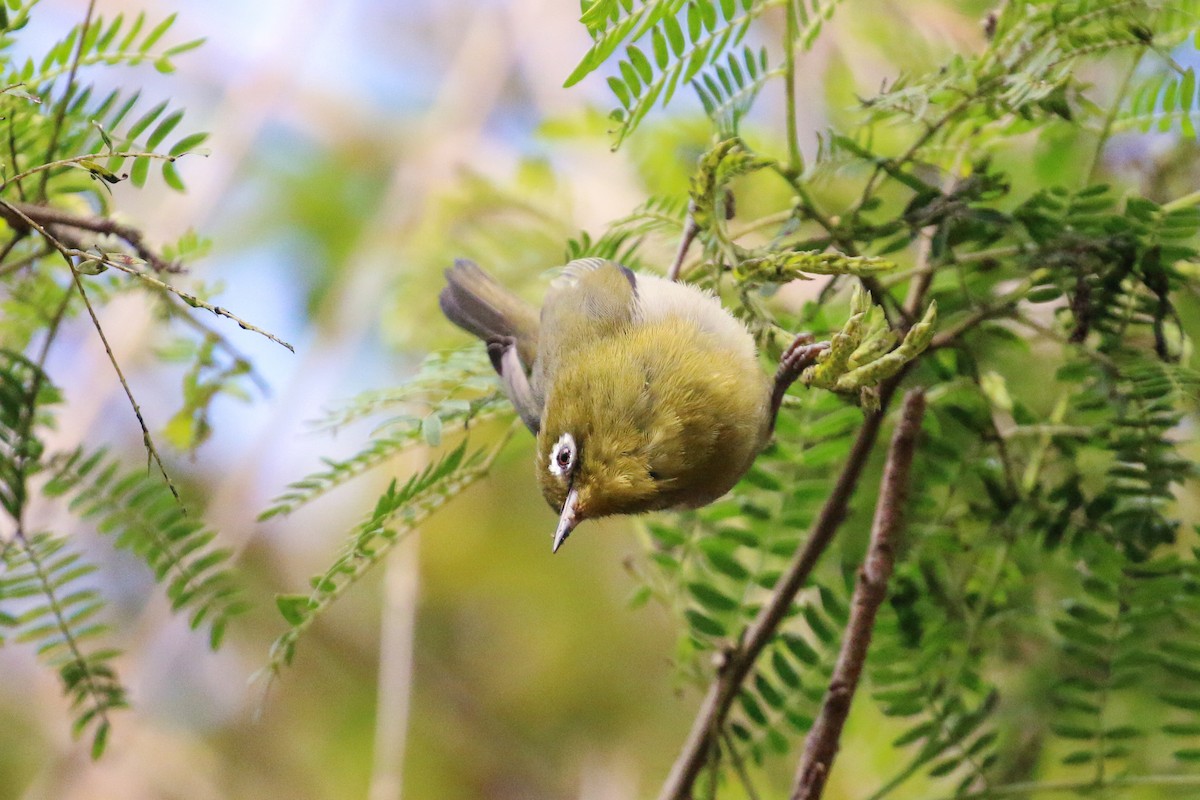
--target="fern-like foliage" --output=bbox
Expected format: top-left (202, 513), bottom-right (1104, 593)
top-left (1, 532), bottom-right (126, 759)
top-left (42, 449), bottom-right (246, 649)
top-left (261, 344), bottom-right (517, 671)
top-left (568, 0), bottom-right (852, 146)
top-left (0, 3), bottom-right (283, 757)
top-left (259, 1), bottom-right (1200, 796)
top-left (2, 10), bottom-right (208, 198)
top-left (569, 0), bottom-right (784, 147)
top-left (692, 44), bottom-right (773, 138)
top-left (1046, 547), bottom-right (1200, 776)
top-left (0, 349), bottom-right (125, 757)
top-left (552, 2), bottom-right (1200, 797)
top-left (266, 440), bottom-right (502, 673)
top-left (261, 347), bottom-right (507, 519)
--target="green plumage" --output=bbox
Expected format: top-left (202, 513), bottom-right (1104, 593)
top-left (441, 258), bottom-right (771, 548)
top-left (536, 318), bottom-right (768, 518)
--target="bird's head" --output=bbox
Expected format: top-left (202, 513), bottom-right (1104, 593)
top-left (535, 422), bottom-right (664, 552)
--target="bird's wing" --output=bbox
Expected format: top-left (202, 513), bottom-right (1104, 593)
top-left (440, 259), bottom-right (543, 433)
top-left (535, 259), bottom-right (639, 384)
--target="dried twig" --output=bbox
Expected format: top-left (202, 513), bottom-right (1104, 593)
top-left (666, 203), bottom-right (699, 282)
top-left (1, 201), bottom-right (181, 272)
top-left (0, 198), bottom-right (294, 352)
top-left (65, 254), bottom-right (183, 504)
top-left (790, 389), bottom-right (926, 800)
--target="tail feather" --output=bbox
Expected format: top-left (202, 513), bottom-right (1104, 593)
top-left (439, 259), bottom-right (539, 367)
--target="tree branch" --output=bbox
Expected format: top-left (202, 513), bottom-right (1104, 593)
top-left (667, 203), bottom-right (699, 282)
top-left (790, 389), bottom-right (926, 800)
top-left (0, 200), bottom-right (180, 272)
top-left (657, 374), bottom-right (905, 800)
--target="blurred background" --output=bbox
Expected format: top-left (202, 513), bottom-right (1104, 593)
top-left (0, 1), bottom-right (1185, 799)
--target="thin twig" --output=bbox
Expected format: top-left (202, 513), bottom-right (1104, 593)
top-left (0, 198), bottom-right (184, 503)
top-left (928, 269), bottom-right (1050, 350)
top-left (66, 258), bottom-right (183, 505)
top-left (8, 113), bottom-right (28, 202)
top-left (902, 226), bottom-right (936, 328)
top-left (1, 150), bottom-right (184, 195)
top-left (783, 0), bottom-right (802, 177)
top-left (1, 201), bottom-right (180, 272)
top-left (1085, 42), bottom-right (1147, 186)
top-left (86, 250), bottom-right (295, 352)
top-left (667, 204), bottom-right (699, 282)
top-left (0, 198), bottom-right (291, 352)
top-left (14, 518), bottom-right (119, 736)
top-left (790, 389), bottom-right (926, 800)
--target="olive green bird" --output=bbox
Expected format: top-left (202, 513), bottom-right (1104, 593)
top-left (439, 258), bottom-right (822, 552)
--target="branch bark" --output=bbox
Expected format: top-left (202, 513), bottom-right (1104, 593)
top-left (0, 200), bottom-right (180, 272)
top-left (657, 375), bottom-right (904, 800)
top-left (790, 389), bottom-right (926, 800)
top-left (667, 204), bottom-right (699, 282)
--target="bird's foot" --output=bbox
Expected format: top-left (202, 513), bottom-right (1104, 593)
top-left (769, 333), bottom-right (830, 431)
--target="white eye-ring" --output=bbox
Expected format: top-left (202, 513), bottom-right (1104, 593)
top-left (548, 433), bottom-right (577, 478)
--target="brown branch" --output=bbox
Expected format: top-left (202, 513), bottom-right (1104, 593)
top-left (790, 389), bottom-right (926, 800)
top-left (660, 98), bottom-right (952, 796)
top-left (0, 199), bottom-right (184, 503)
top-left (0, 243), bottom-right (54, 279)
top-left (657, 374), bottom-right (905, 800)
top-left (0, 200), bottom-right (180, 272)
top-left (667, 203), bottom-right (699, 282)
top-left (0, 197), bottom-right (294, 353)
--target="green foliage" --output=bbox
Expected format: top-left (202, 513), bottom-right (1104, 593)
top-left (800, 284), bottom-right (936, 408)
top-left (552, 0), bottom-right (1200, 797)
top-left (265, 437), bottom-right (506, 674)
top-left (0, 4), bottom-right (281, 758)
top-left (2, 10), bottom-right (208, 197)
top-left (43, 448), bottom-right (247, 649)
top-left (0, 349), bottom-right (125, 757)
top-left (570, 0), bottom-right (785, 148)
top-left (260, 347), bottom-right (507, 520)
top-left (157, 334), bottom-right (252, 451)
top-left (260, 345), bottom-right (516, 669)
top-left (266, 1), bottom-right (1200, 796)
top-left (1, 532), bottom-right (127, 759)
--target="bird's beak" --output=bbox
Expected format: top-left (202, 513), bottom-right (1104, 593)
top-left (552, 487), bottom-right (580, 553)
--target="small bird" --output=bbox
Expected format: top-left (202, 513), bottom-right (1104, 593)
top-left (439, 258), bottom-right (820, 552)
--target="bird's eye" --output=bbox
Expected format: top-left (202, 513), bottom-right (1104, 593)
top-left (548, 433), bottom-right (577, 478)
top-left (648, 469), bottom-right (662, 481)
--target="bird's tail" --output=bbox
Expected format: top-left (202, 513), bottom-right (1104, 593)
top-left (439, 259), bottom-right (539, 359)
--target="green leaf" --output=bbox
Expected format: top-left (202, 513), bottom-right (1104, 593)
top-left (275, 594), bottom-right (311, 626)
top-left (169, 131), bottom-right (208, 157)
top-left (146, 109), bottom-right (183, 150)
top-left (686, 608), bottom-right (726, 637)
top-left (139, 13), bottom-right (176, 52)
top-left (688, 581), bottom-right (738, 612)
